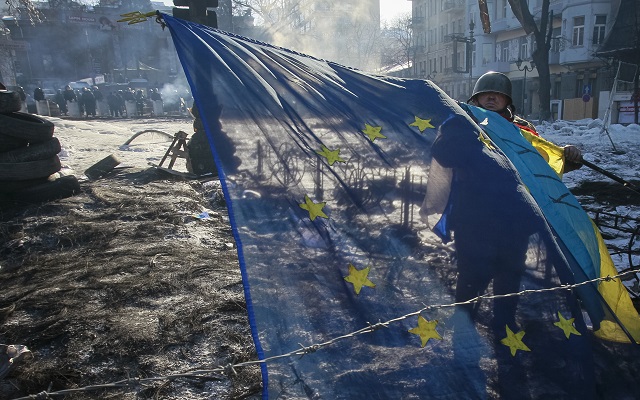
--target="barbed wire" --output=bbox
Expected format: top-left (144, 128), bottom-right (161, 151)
top-left (12, 268), bottom-right (640, 400)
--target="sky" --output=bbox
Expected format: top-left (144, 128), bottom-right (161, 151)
top-left (380, 0), bottom-right (412, 22)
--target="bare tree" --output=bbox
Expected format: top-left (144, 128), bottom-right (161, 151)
top-left (231, 0), bottom-right (317, 41)
top-left (230, 0), bottom-right (381, 71)
top-left (5, 0), bottom-right (42, 23)
top-left (508, 0), bottom-right (553, 120)
top-left (380, 13), bottom-right (413, 73)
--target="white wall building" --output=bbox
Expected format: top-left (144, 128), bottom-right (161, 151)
top-left (410, 0), bottom-right (634, 121)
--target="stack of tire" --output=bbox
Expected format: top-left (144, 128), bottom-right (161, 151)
top-left (0, 84), bottom-right (80, 210)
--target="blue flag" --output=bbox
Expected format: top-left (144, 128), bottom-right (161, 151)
top-left (162, 14), bottom-right (640, 399)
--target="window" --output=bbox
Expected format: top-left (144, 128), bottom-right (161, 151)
top-left (498, 0), bottom-right (508, 19)
top-left (472, 43), bottom-right (476, 67)
top-left (553, 80), bottom-right (561, 99)
top-left (502, 45), bottom-right (509, 62)
top-left (521, 40), bottom-right (529, 59)
top-left (572, 16), bottom-right (585, 46)
top-left (551, 27), bottom-right (561, 52)
top-left (482, 43), bottom-right (493, 65)
top-left (593, 15), bottom-right (606, 45)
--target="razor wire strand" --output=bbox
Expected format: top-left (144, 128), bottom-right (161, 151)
top-left (12, 268), bottom-right (640, 400)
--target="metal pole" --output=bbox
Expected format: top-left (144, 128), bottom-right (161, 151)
top-left (468, 21), bottom-right (475, 97)
top-left (522, 68), bottom-right (527, 118)
top-left (581, 159), bottom-right (640, 195)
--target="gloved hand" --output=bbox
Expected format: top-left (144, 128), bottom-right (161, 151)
top-left (563, 145), bottom-right (582, 164)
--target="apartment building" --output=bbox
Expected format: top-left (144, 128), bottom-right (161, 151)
top-left (410, 0), bottom-right (633, 122)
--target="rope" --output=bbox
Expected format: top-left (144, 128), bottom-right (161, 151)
top-left (11, 268), bottom-right (640, 400)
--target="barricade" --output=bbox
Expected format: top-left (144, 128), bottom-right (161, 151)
top-left (153, 100), bottom-right (164, 116)
top-left (125, 100), bottom-right (137, 117)
top-left (35, 100), bottom-right (50, 116)
top-left (67, 101), bottom-right (81, 118)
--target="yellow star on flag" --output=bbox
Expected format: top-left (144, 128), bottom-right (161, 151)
top-left (344, 263), bottom-right (376, 295)
top-left (553, 312), bottom-right (581, 339)
top-left (409, 116), bottom-right (435, 132)
top-left (362, 123), bottom-right (386, 142)
top-left (298, 195), bottom-right (328, 221)
top-left (409, 316), bottom-right (443, 347)
top-left (478, 132), bottom-right (495, 150)
top-left (500, 325), bottom-right (531, 356)
top-left (317, 145), bottom-right (345, 166)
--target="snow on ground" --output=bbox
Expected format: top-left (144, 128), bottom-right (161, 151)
top-left (51, 116), bottom-right (194, 176)
top-left (538, 118), bottom-right (640, 192)
top-left (49, 115), bottom-right (640, 289)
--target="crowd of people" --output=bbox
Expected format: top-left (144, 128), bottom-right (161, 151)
top-left (50, 86), bottom-right (163, 118)
top-left (22, 85), bottom-right (191, 119)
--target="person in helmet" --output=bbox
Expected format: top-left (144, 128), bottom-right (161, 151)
top-left (423, 72), bottom-right (589, 384)
top-left (468, 71), bottom-right (582, 172)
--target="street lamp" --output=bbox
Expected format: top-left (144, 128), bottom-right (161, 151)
top-left (468, 20), bottom-right (475, 97)
top-left (516, 58), bottom-right (535, 118)
top-left (427, 69), bottom-right (437, 81)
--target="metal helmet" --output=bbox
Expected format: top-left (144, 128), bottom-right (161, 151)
top-left (468, 71), bottom-right (513, 104)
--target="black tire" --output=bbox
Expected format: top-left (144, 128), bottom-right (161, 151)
top-left (0, 177), bottom-right (50, 193)
top-left (0, 91), bottom-right (22, 114)
top-left (0, 133), bottom-right (29, 153)
top-left (187, 131), bottom-right (218, 176)
top-left (10, 175), bottom-right (81, 205)
top-left (0, 137), bottom-right (61, 163)
top-left (0, 156), bottom-right (61, 181)
top-left (0, 112), bottom-right (55, 142)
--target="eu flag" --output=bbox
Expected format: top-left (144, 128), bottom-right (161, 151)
top-left (162, 14), bottom-right (640, 399)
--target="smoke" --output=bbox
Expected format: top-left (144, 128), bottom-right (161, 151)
top-left (252, 0), bottom-right (382, 71)
top-left (160, 75), bottom-right (191, 107)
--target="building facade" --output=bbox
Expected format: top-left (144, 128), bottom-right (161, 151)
top-left (410, 0), bottom-right (634, 122)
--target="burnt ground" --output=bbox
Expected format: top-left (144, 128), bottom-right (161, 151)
top-left (571, 179), bottom-right (640, 209)
top-left (1, 167), bottom-right (640, 399)
top-left (0, 168), bottom-right (261, 399)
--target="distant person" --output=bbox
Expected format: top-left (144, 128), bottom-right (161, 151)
top-left (135, 89), bottom-right (145, 116)
top-left (16, 86), bottom-right (27, 112)
top-left (93, 86), bottom-right (104, 102)
top-left (150, 88), bottom-right (162, 102)
top-left (55, 89), bottom-right (68, 115)
top-left (63, 85), bottom-right (76, 103)
top-left (76, 89), bottom-right (85, 116)
top-left (107, 91), bottom-right (120, 117)
top-left (81, 87), bottom-right (96, 117)
top-left (117, 90), bottom-right (126, 116)
top-left (150, 88), bottom-right (163, 116)
top-left (33, 87), bottom-right (45, 102)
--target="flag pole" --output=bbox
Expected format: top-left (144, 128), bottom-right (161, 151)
top-left (581, 159), bottom-right (640, 195)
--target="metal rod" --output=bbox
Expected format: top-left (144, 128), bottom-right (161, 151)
top-left (581, 159), bottom-right (640, 195)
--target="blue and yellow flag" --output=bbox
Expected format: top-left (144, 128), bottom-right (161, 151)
top-left (162, 14), bottom-right (640, 399)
